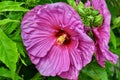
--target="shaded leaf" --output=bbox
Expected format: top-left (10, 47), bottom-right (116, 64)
top-left (48, 76), bottom-right (64, 80)
top-left (110, 30), bottom-right (117, 49)
top-left (112, 17), bottom-right (120, 29)
top-left (118, 70), bottom-right (120, 80)
top-left (81, 61), bottom-right (108, 80)
top-left (111, 48), bottom-right (120, 56)
top-left (106, 0), bottom-right (120, 17)
top-left (8, 27), bottom-right (26, 57)
top-left (31, 72), bottom-right (45, 80)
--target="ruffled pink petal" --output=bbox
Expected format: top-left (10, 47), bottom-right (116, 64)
top-left (27, 36), bottom-right (56, 57)
top-left (58, 29), bottom-right (94, 79)
top-left (95, 40), bottom-right (118, 67)
top-left (67, 30), bottom-right (94, 71)
top-left (59, 65), bottom-right (79, 80)
top-left (67, 40), bottom-right (83, 71)
top-left (92, 0), bottom-right (111, 44)
top-left (39, 2), bottom-right (83, 30)
top-left (76, 28), bottom-right (94, 66)
top-left (21, 5), bottom-right (57, 57)
top-left (85, 0), bottom-right (91, 7)
top-left (36, 45), bottom-right (70, 76)
top-left (93, 28), bottom-right (118, 67)
top-left (29, 55), bottom-right (40, 65)
top-left (22, 19), bottom-right (56, 57)
top-left (92, 0), bottom-right (118, 66)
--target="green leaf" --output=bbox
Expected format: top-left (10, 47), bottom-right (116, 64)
top-left (0, 1), bottom-right (29, 12)
top-left (0, 18), bottom-right (19, 25)
top-left (48, 76), bottom-right (65, 80)
top-left (112, 17), bottom-right (120, 29)
top-left (0, 67), bottom-right (12, 78)
top-left (67, 0), bottom-right (77, 9)
top-left (7, 12), bottom-right (24, 20)
top-left (8, 27), bottom-right (26, 57)
top-left (106, 0), bottom-right (120, 17)
top-left (118, 70), bottom-right (120, 80)
top-left (0, 1), bottom-right (24, 6)
top-left (110, 30), bottom-right (117, 49)
top-left (0, 19), bottom-right (20, 34)
top-left (111, 47), bottom-right (120, 56)
top-left (31, 73), bottom-right (44, 80)
top-left (116, 37), bottom-right (120, 47)
top-left (81, 61), bottom-right (108, 80)
top-left (0, 67), bottom-right (22, 80)
top-left (0, 28), bottom-right (19, 79)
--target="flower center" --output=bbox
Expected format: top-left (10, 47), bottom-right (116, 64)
top-left (55, 30), bottom-right (71, 45)
top-left (57, 34), bottom-right (67, 45)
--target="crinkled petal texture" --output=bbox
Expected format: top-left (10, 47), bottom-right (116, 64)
top-left (21, 2), bottom-right (94, 80)
top-left (90, 0), bottom-right (118, 67)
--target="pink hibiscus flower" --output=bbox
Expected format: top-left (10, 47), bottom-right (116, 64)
top-left (77, 0), bottom-right (118, 67)
top-left (21, 2), bottom-right (94, 80)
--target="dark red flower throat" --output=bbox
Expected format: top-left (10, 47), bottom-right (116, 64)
top-left (55, 29), bottom-right (71, 45)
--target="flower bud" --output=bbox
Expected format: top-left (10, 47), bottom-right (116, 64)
top-left (67, 0), bottom-right (103, 27)
top-left (78, 8), bottom-right (86, 16)
top-left (77, 2), bottom-right (86, 16)
top-left (93, 14), bottom-right (103, 27)
top-left (92, 10), bottom-right (99, 16)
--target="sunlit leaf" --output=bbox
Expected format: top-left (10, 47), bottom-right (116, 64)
top-left (0, 67), bottom-right (22, 80)
top-left (0, 1), bottom-right (29, 12)
top-left (0, 19), bottom-right (19, 25)
top-left (0, 19), bottom-right (20, 35)
top-left (0, 28), bottom-right (19, 79)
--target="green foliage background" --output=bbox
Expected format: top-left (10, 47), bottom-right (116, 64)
top-left (0, 0), bottom-right (120, 80)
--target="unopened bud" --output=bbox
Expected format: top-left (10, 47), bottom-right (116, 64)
top-left (92, 10), bottom-right (99, 16)
top-left (77, 2), bottom-right (86, 16)
top-left (93, 14), bottom-right (103, 27)
top-left (78, 8), bottom-right (86, 16)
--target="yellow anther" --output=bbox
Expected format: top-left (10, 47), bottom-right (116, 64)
top-left (57, 34), bottom-right (67, 44)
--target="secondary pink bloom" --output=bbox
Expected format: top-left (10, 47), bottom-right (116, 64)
top-left (77, 0), bottom-right (118, 67)
top-left (21, 2), bottom-right (94, 80)
top-left (92, 0), bottom-right (118, 67)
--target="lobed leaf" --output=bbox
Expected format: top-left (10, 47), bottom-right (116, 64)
top-left (0, 19), bottom-right (20, 35)
top-left (0, 28), bottom-right (19, 79)
top-left (0, 18), bottom-right (19, 25)
top-left (0, 67), bottom-right (22, 80)
top-left (110, 30), bottom-right (117, 49)
top-left (0, 1), bottom-right (29, 12)
top-left (112, 17), bottom-right (120, 29)
top-left (81, 61), bottom-right (108, 80)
